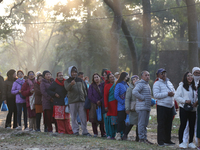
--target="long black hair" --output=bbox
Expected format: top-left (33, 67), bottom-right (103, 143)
top-left (182, 72), bottom-right (196, 91)
top-left (115, 72), bottom-right (128, 88)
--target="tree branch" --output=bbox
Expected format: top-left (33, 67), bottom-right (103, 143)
top-left (7, 0), bottom-right (25, 18)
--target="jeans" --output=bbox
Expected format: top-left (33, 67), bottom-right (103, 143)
top-left (16, 103), bottom-right (27, 128)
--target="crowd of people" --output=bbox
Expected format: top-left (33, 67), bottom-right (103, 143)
top-left (0, 66), bottom-right (200, 149)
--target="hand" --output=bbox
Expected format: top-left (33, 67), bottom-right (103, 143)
top-left (138, 99), bottom-right (143, 102)
top-left (185, 100), bottom-right (191, 104)
top-left (50, 98), bottom-right (54, 102)
top-left (193, 101), bottom-right (198, 107)
top-left (168, 92), bottom-right (174, 97)
top-left (70, 80), bottom-right (75, 86)
top-left (55, 93), bottom-right (60, 98)
top-left (4, 100), bottom-right (7, 104)
top-left (19, 90), bottom-right (21, 93)
top-left (126, 110), bottom-right (130, 114)
top-left (97, 101), bottom-right (101, 106)
top-left (105, 107), bottom-right (108, 112)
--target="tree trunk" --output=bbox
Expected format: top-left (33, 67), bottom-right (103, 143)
top-left (121, 19), bottom-right (138, 75)
top-left (104, 0), bottom-right (122, 73)
top-left (139, 0), bottom-right (151, 73)
top-left (186, 0), bottom-right (199, 70)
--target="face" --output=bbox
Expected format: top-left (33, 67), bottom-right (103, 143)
top-left (141, 71), bottom-right (150, 82)
top-left (115, 74), bottom-right (120, 79)
top-left (193, 70), bottom-right (200, 76)
top-left (108, 74), bottom-right (115, 83)
top-left (57, 72), bottom-right (64, 81)
top-left (71, 71), bottom-right (77, 78)
top-left (44, 73), bottom-right (51, 80)
top-left (132, 77), bottom-right (139, 85)
top-left (158, 71), bottom-right (167, 81)
top-left (187, 73), bottom-right (193, 83)
top-left (37, 76), bottom-right (43, 83)
top-left (17, 72), bottom-right (24, 79)
top-left (78, 74), bottom-right (84, 80)
top-left (28, 72), bottom-right (35, 80)
top-left (124, 74), bottom-right (129, 82)
top-left (103, 72), bottom-right (107, 80)
top-left (94, 74), bottom-right (100, 83)
top-left (13, 72), bottom-right (16, 78)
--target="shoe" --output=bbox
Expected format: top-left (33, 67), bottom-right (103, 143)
top-left (164, 141), bottom-right (175, 146)
top-left (93, 134), bottom-right (97, 137)
top-left (179, 142), bottom-right (188, 149)
top-left (6, 127), bottom-right (11, 129)
top-left (24, 128), bottom-right (29, 131)
top-left (115, 132), bottom-right (121, 140)
top-left (145, 139), bottom-right (153, 145)
top-left (36, 129), bottom-right (41, 132)
top-left (139, 139), bottom-right (146, 143)
top-left (16, 126), bottom-right (22, 130)
top-left (29, 128), bottom-right (33, 132)
top-left (82, 133), bottom-right (92, 137)
top-left (107, 136), bottom-right (111, 139)
top-left (188, 143), bottom-right (196, 149)
top-left (158, 144), bottom-right (165, 147)
top-left (73, 132), bottom-right (79, 136)
top-left (101, 134), bottom-right (107, 138)
top-left (44, 128), bottom-right (48, 132)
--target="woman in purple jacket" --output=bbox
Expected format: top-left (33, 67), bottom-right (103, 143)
top-left (11, 70), bottom-right (27, 130)
top-left (88, 73), bottom-right (106, 137)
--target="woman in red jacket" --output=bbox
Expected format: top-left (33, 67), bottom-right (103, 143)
top-left (21, 71), bottom-right (36, 131)
top-left (104, 73), bottom-right (118, 139)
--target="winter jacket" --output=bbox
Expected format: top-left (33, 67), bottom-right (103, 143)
top-left (64, 66), bottom-right (87, 104)
top-left (125, 83), bottom-right (138, 125)
top-left (40, 78), bottom-right (54, 110)
top-left (0, 75), bottom-right (4, 101)
top-left (11, 79), bottom-right (26, 103)
top-left (174, 82), bottom-right (197, 111)
top-left (47, 80), bottom-right (67, 106)
top-left (114, 81), bottom-right (129, 111)
top-left (132, 79), bottom-right (151, 111)
top-left (34, 82), bottom-right (42, 105)
top-left (88, 83), bottom-right (103, 104)
top-left (2, 79), bottom-right (16, 100)
top-left (153, 78), bottom-right (175, 108)
top-left (104, 83), bottom-right (118, 116)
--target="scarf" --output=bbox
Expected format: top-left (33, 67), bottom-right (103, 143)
top-left (55, 78), bottom-right (65, 86)
top-left (37, 81), bottom-right (40, 85)
top-left (91, 83), bottom-right (102, 97)
top-left (27, 78), bottom-right (36, 90)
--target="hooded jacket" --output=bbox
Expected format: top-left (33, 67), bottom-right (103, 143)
top-left (64, 66), bottom-right (87, 104)
top-left (11, 79), bottom-right (26, 103)
top-left (132, 79), bottom-right (151, 111)
top-left (153, 78), bottom-right (175, 108)
top-left (174, 82), bottom-right (197, 111)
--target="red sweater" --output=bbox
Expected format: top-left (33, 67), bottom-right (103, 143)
top-left (104, 83), bottom-right (118, 116)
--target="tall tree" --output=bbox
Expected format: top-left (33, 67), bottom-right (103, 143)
top-left (139, 0), bottom-right (151, 73)
top-left (104, 0), bottom-right (122, 73)
top-left (185, 0), bottom-right (199, 70)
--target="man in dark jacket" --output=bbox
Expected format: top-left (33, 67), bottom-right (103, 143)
top-left (0, 72), bottom-right (4, 106)
top-left (64, 66), bottom-right (90, 136)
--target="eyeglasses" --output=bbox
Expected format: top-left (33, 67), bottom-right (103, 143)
top-left (29, 73), bottom-right (34, 76)
top-left (187, 75), bottom-right (193, 77)
top-left (161, 72), bottom-right (166, 75)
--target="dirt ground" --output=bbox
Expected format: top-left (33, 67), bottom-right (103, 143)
top-left (0, 109), bottom-right (195, 150)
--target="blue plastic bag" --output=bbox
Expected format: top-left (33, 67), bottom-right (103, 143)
top-left (151, 98), bottom-right (156, 106)
top-left (125, 114), bottom-right (130, 126)
top-left (1, 101), bottom-right (8, 111)
top-left (64, 96), bottom-right (68, 106)
top-left (96, 106), bottom-right (102, 121)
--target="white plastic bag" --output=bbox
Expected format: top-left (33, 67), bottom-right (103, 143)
top-left (29, 93), bottom-right (35, 110)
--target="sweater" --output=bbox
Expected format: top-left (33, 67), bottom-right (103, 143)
top-left (11, 79), bottom-right (26, 103)
top-left (132, 79), bottom-right (151, 111)
top-left (104, 83), bottom-right (117, 116)
top-left (114, 81), bottom-right (129, 111)
top-left (153, 78), bottom-right (175, 108)
top-left (174, 82), bottom-right (197, 111)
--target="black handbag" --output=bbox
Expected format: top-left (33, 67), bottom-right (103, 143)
top-left (183, 103), bottom-right (193, 111)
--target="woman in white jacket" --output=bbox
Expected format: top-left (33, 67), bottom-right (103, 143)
top-left (175, 72), bottom-right (197, 149)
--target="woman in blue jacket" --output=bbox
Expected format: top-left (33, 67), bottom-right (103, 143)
top-left (114, 72), bottom-right (129, 140)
